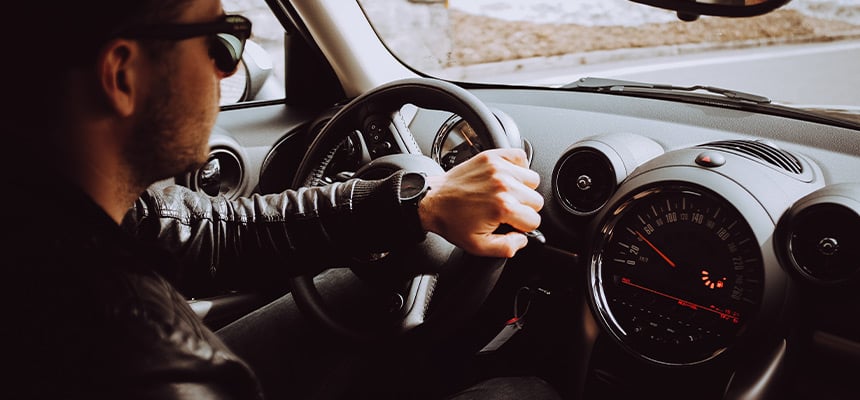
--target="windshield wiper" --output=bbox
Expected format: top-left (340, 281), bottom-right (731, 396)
top-left (562, 77), bottom-right (771, 104)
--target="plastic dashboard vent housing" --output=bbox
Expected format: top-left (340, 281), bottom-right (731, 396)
top-left (775, 183), bottom-right (860, 285)
top-left (698, 139), bottom-right (803, 174)
top-left (192, 147), bottom-right (244, 199)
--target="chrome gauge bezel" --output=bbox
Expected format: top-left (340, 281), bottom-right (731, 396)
top-left (431, 114), bottom-right (470, 168)
top-left (589, 179), bottom-right (770, 367)
top-left (431, 109), bottom-right (529, 170)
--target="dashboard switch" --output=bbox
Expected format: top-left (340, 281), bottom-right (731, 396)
top-left (695, 151), bottom-right (726, 167)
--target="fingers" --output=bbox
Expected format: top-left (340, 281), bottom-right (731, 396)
top-left (492, 147), bottom-right (529, 167)
top-left (506, 163), bottom-right (540, 190)
top-left (427, 147), bottom-right (545, 258)
top-left (504, 200), bottom-right (542, 233)
top-left (454, 148), bottom-right (536, 189)
top-left (485, 148), bottom-right (540, 189)
top-left (500, 174), bottom-right (544, 211)
top-left (495, 158), bottom-right (544, 226)
top-left (474, 232), bottom-right (530, 259)
top-left (461, 195), bottom-right (543, 258)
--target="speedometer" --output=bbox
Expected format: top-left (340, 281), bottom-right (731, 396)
top-left (431, 109), bottom-right (527, 171)
top-left (432, 116), bottom-right (487, 171)
top-left (590, 183), bottom-right (764, 366)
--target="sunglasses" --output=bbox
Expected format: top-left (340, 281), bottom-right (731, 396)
top-left (118, 14), bottom-right (252, 74)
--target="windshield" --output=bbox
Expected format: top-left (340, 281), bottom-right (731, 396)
top-left (358, 0), bottom-right (860, 125)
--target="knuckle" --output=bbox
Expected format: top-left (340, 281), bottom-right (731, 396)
top-left (493, 193), bottom-right (516, 215)
top-left (474, 151), bottom-right (494, 164)
top-left (488, 176), bottom-right (508, 192)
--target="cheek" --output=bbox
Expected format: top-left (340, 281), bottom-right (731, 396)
top-left (185, 101), bottom-right (218, 164)
top-left (186, 66), bottom-right (221, 107)
top-left (176, 40), bottom-right (221, 104)
top-left (177, 57), bottom-right (220, 128)
top-left (167, 41), bottom-right (223, 162)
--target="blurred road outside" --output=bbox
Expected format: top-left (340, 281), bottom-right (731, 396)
top-left (223, 0), bottom-right (860, 99)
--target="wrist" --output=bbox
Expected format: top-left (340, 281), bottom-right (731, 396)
top-left (398, 171), bottom-right (432, 239)
top-left (419, 174), bottom-right (444, 234)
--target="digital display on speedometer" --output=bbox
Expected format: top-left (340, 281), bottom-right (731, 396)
top-left (590, 184), bottom-right (764, 365)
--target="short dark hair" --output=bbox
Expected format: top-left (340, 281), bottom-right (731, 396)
top-left (18, 1), bottom-right (193, 68)
top-left (7, 0), bottom-right (194, 175)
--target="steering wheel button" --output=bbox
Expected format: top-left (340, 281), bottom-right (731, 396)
top-left (695, 151), bottom-right (726, 167)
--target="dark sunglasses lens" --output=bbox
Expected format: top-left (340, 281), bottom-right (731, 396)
top-left (211, 33), bottom-right (245, 73)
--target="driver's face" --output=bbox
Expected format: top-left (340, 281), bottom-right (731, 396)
top-left (126, 0), bottom-right (232, 184)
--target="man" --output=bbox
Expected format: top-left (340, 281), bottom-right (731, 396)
top-left (4, 0), bottom-right (556, 399)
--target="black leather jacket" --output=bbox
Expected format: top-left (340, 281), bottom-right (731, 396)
top-left (123, 172), bottom-right (425, 298)
top-left (3, 171), bottom-right (424, 399)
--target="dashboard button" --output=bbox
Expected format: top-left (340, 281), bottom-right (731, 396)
top-left (695, 151), bottom-right (726, 167)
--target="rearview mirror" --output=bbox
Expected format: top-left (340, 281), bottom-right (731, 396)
top-left (630, 0), bottom-right (791, 20)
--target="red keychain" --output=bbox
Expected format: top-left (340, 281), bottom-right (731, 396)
top-left (478, 286), bottom-right (532, 354)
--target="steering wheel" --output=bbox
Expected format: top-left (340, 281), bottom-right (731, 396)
top-left (290, 77), bottom-right (515, 342)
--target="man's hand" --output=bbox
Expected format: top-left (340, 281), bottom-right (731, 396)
top-left (419, 148), bottom-right (544, 258)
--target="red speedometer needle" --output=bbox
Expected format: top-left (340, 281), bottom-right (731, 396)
top-left (635, 231), bottom-right (676, 268)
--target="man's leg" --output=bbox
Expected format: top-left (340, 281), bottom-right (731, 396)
top-left (218, 268), bottom-right (564, 400)
top-left (216, 268), bottom-right (367, 400)
top-left (445, 376), bottom-right (564, 400)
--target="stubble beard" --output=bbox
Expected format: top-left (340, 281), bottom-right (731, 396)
top-left (125, 69), bottom-right (214, 190)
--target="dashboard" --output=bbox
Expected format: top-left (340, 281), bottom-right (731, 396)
top-left (202, 85), bottom-right (860, 398)
top-left (411, 88), bottom-right (860, 396)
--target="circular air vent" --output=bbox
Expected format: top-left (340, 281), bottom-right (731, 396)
top-left (776, 184), bottom-right (860, 285)
top-left (553, 147), bottom-right (618, 216)
top-left (193, 147), bottom-right (244, 199)
top-left (552, 133), bottom-right (663, 217)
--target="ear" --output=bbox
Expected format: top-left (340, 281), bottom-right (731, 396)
top-left (97, 39), bottom-right (141, 117)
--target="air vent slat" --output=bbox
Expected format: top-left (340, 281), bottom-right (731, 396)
top-left (699, 139), bottom-right (802, 174)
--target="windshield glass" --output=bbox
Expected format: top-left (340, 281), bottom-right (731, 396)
top-left (358, 0), bottom-right (860, 124)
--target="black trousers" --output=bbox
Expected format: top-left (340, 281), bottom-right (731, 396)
top-left (216, 269), bottom-right (562, 400)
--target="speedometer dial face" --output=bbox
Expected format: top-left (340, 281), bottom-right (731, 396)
top-left (591, 184), bottom-right (764, 365)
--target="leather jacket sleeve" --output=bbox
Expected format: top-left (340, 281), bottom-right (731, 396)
top-left (122, 170), bottom-right (425, 297)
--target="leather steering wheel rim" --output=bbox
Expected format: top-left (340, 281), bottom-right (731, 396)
top-left (290, 77), bottom-right (513, 342)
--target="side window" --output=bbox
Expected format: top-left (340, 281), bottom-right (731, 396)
top-left (221, 0), bottom-right (286, 105)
